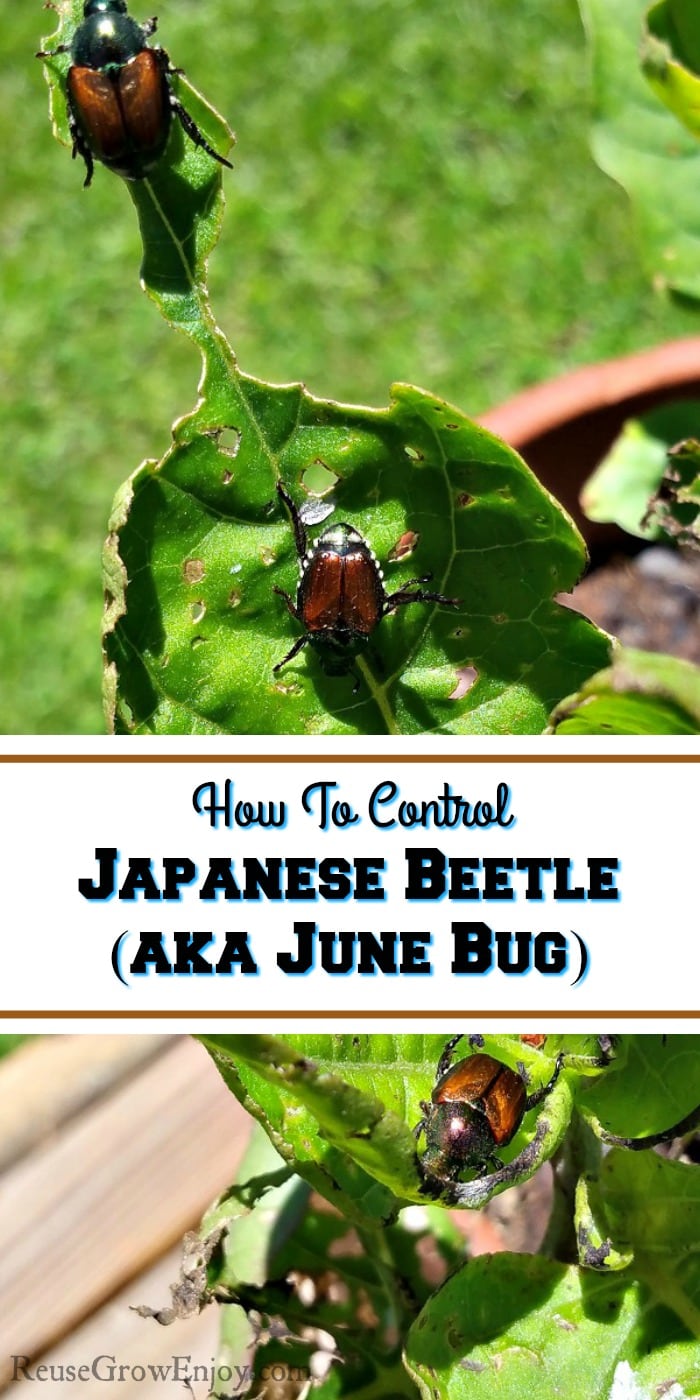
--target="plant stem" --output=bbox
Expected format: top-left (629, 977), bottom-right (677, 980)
top-left (541, 1112), bottom-right (601, 1262)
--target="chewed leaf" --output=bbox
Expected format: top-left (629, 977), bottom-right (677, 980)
top-left (548, 645), bottom-right (700, 733)
top-left (103, 379), bottom-right (609, 735)
top-left (644, 436), bottom-right (700, 547)
top-left (581, 402), bottom-right (700, 540)
top-left (41, 5), bottom-right (609, 736)
top-left (405, 1255), bottom-right (699, 1399)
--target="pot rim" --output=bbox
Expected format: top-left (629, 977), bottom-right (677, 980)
top-left (478, 337), bottom-right (700, 447)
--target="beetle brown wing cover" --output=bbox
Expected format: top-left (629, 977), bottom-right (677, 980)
top-left (341, 552), bottom-right (383, 634)
top-left (118, 50), bottom-right (170, 157)
top-left (69, 67), bottom-right (128, 162)
top-left (300, 551), bottom-right (345, 632)
top-left (434, 1052), bottom-right (503, 1104)
top-left (483, 1065), bottom-right (526, 1147)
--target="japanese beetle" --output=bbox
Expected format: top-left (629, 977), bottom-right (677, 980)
top-left (273, 481), bottom-right (461, 680)
top-left (414, 1035), bottom-right (564, 1185)
top-left (37, 1), bottom-right (232, 186)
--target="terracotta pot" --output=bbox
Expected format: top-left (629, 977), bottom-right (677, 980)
top-left (478, 337), bottom-right (700, 563)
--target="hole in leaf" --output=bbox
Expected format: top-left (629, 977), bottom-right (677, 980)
top-left (222, 468), bottom-right (234, 485)
top-left (190, 600), bottom-right (206, 623)
top-left (449, 666), bottom-right (478, 699)
top-left (205, 425), bottom-right (241, 459)
top-left (228, 588), bottom-right (242, 608)
top-left (274, 678), bottom-right (304, 696)
top-left (493, 613), bottom-right (507, 624)
top-left (445, 422), bottom-right (459, 430)
top-left (183, 558), bottom-right (205, 583)
top-left (260, 546), bottom-right (276, 567)
top-left (302, 459), bottom-right (339, 496)
top-left (191, 634), bottom-right (207, 648)
top-left (457, 492), bottom-right (474, 507)
top-left (388, 530), bottom-right (419, 561)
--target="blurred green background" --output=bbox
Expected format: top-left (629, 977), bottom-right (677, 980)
top-left (2, 0), bottom-right (694, 733)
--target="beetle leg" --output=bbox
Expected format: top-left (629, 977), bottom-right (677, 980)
top-left (35, 40), bottom-right (70, 56)
top-left (413, 1105), bottom-right (430, 1142)
top-left (477, 1154), bottom-right (503, 1178)
top-left (170, 94), bottom-right (233, 169)
top-left (276, 481), bottom-right (308, 562)
top-left (383, 573), bottom-right (461, 614)
top-left (523, 1052), bottom-right (564, 1113)
top-left (273, 633), bottom-right (308, 674)
top-left (435, 1034), bottom-right (464, 1082)
top-left (272, 584), bottom-right (300, 621)
top-left (391, 573), bottom-right (433, 591)
top-left (141, 15), bottom-right (159, 38)
top-left (65, 104), bottom-right (94, 187)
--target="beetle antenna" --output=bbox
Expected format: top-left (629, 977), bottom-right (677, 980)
top-left (276, 481), bottom-right (308, 561)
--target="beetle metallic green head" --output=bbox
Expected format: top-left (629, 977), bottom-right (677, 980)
top-left (83, 1), bottom-right (129, 16)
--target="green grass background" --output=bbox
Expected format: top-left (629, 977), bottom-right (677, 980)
top-left (2, 0), bottom-right (694, 733)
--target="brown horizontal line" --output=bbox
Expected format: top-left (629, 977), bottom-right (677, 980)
top-left (1, 754), bottom-right (699, 765)
top-left (3, 1010), bottom-right (698, 1022)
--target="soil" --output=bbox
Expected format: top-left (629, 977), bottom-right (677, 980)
top-left (565, 545), bottom-right (700, 665)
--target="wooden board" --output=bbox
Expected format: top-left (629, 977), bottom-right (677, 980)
top-left (0, 1036), bottom-right (251, 1389)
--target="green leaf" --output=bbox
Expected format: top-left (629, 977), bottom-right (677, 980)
top-left (578, 0), bottom-right (700, 298)
top-left (104, 386), bottom-right (608, 735)
top-left (580, 1035), bottom-right (700, 1140)
top-left (603, 1150), bottom-right (700, 1336)
top-left (200, 1033), bottom-right (415, 1225)
top-left (548, 645), bottom-right (700, 732)
top-left (405, 1255), bottom-right (698, 1399)
top-left (657, 0), bottom-right (700, 73)
top-left (200, 1034), bottom-right (576, 1215)
top-left (203, 1124), bottom-right (310, 1291)
top-left (644, 0), bottom-right (700, 141)
top-left (581, 401), bottom-right (700, 538)
top-left (575, 1172), bottom-right (634, 1272)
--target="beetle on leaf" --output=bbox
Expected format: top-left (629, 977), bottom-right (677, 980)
top-left (273, 480), bottom-right (461, 685)
top-left (415, 1034), bottom-right (564, 1191)
top-left (37, 0), bottom-right (232, 186)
